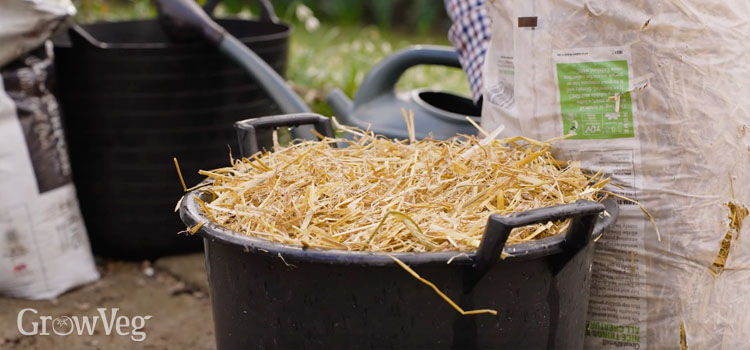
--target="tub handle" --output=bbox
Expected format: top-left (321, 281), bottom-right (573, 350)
top-left (234, 113), bottom-right (335, 157)
top-left (471, 199), bottom-right (605, 288)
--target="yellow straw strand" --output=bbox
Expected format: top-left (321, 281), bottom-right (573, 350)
top-left (187, 221), bottom-right (204, 235)
top-left (389, 255), bottom-right (497, 316)
top-left (173, 157), bottom-right (187, 192)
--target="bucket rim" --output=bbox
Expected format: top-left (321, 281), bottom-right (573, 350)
top-left (179, 188), bottom-right (618, 266)
top-left (62, 18), bottom-right (291, 50)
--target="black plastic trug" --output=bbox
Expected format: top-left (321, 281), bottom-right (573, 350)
top-left (179, 124), bottom-right (620, 349)
top-left (53, 18), bottom-right (290, 259)
top-left (181, 191), bottom-right (618, 349)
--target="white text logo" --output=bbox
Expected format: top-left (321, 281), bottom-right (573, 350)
top-left (17, 308), bottom-right (152, 341)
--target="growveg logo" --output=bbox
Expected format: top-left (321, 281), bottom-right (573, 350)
top-left (17, 308), bottom-right (152, 341)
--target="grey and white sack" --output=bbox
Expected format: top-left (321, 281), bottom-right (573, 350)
top-left (0, 41), bottom-right (99, 300)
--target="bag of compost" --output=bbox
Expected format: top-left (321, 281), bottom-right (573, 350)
top-left (482, 0), bottom-right (750, 348)
top-left (0, 41), bottom-right (99, 300)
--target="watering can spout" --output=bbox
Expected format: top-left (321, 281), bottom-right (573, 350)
top-left (326, 88), bottom-right (354, 123)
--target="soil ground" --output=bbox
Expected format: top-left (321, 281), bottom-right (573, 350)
top-left (0, 253), bottom-right (214, 350)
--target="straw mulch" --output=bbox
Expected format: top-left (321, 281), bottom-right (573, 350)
top-left (186, 116), bottom-right (609, 253)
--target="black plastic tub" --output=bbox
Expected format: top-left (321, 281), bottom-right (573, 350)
top-left (179, 114), bottom-right (620, 349)
top-left (53, 17), bottom-right (290, 259)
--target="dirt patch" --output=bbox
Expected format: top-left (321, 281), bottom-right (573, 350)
top-left (0, 254), bottom-right (214, 350)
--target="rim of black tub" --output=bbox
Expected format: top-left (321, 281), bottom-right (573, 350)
top-left (179, 189), bottom-right (619, 267)
top-left (64, 19), bottom-right (291, 50)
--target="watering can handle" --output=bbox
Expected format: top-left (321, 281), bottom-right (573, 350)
top-left (354, 45), bottom-right (461, 106)
top-left (157, 0), bottom-right (314, 139)
top-left (470, 199), bottom-right (605, 289)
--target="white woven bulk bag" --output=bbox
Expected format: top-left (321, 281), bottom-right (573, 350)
top-left (482, 0), bottom-right (750, 348)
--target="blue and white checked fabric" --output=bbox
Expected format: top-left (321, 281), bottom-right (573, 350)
top-left (444, 0), bottom-right (491, 104)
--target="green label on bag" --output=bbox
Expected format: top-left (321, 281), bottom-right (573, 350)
top-left (556, 60), bottom-right (634, 139)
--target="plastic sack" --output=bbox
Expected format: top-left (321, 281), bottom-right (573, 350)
top-left (0, 41), bottom-right (99, 300)
top-left (482, 0), bottom-right (750, 348)
top-left (0, 0), bottom-right (76, 67)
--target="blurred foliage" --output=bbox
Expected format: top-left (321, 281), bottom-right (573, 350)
top-left (276, 0), bottom-right (449, 34)
top-left (68, 0), bottom-right (469, 115)
top-left (72, 0), bottom-right (451, 34)
top-left (289, 23), bottom-right (469, 116)
top-left (72, 0), bottom-right (155, 22)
